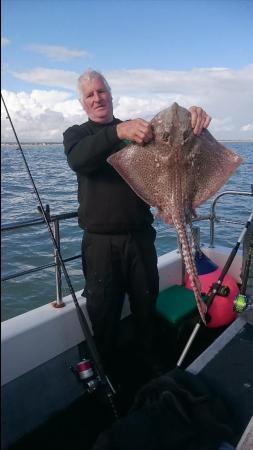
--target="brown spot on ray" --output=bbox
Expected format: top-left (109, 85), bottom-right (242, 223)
top-left (107, 103), bottom-right (243, 323)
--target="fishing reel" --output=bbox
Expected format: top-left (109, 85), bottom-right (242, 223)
top-left (71, 358), bottom-right (100, 394)
top-left (217, 285), bottom-right (230, 297)
top-left (70, 358), bottom-right (118, 418)
top-left (209, 282), bottom-right (230, 297)
top-left (233, 294), bottom-right (253, 313)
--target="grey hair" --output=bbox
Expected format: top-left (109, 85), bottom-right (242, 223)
top-left (77, 69), bottom-right (111, 105)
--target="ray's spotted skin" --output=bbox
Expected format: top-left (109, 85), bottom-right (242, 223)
top-left (107, 103), bottom-right (242, 323)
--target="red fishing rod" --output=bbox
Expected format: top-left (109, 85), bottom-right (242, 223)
top-left (177, 210), bottom-right (253, 367)
top-left (1, 93), bottom-right (118, 418)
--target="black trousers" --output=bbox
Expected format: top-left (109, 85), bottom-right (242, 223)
top-left (81, 227), bottom-right (159, 370)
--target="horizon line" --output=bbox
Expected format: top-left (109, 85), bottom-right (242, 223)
top-left (1, 139), bottom-right (253, 145)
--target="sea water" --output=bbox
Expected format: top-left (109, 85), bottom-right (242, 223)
top-left (1, 142), bottom-right (252, 321)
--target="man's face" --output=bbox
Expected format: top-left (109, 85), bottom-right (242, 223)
top-left (82, 76), bottom-right (113, 123)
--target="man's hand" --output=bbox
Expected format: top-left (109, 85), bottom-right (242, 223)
top-left (116, 119), bottom-right (153, 144)
top-left (188, 106), bottom-right (212, 135)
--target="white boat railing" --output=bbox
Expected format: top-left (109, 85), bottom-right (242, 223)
top-left (1, 189), bottom-right (252, 307)
top-left (209, 188), bottom-right (253, 247)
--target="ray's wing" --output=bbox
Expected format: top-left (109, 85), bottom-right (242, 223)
top-left (187, 130), bottom-right (243, 208)
top-left (107, 141), bottom-right (174, 222)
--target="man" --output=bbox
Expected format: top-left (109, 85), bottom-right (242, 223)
top-left (63, 69), bottom-right (211, 379)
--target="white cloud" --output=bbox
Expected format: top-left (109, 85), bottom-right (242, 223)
top-left (107, 65), bottom-right (253, 139)
top-left (26, 44), bottom-right (91, 61)
top-left (11, 68), bottom-right (78, 90)
top-left (105, 65), bottom-right (253, 97)
top-left (2, 64), bottom-right (253, 141)
top-left (241, 124), bottom-right (253, 132)
top-left (211, 117), bottom-right (235, 133)
top-left (1, 89), bottom-right (84, 142)
top-left (1, 37), bottom-right (10, 47)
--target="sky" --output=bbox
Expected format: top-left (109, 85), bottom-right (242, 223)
top-left (1, 0), bottom-right (253, 142)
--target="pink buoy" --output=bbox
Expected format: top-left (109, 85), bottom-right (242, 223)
top-left (185, 252), bottom-right (239, 328)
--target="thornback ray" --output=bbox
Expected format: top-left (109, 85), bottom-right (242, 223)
top-left (107, 103), bottom-right (243, 324)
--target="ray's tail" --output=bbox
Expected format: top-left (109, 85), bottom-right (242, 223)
top-left (172, 214), bottom-right (207, 324)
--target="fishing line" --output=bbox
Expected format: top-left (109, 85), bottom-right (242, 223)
top-left (177, 210), bottom-right (253, 367)
top-left (1, 93), bottom-right (118, 417)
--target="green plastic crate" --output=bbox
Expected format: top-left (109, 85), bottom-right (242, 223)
top-left (156, 285), bottom-right (207, 326)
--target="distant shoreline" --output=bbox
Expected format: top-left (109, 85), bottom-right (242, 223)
top-left (1, 139), bottom-right (253, 145)
top-left (1, 142), bottom-right (62, 145)
top-left (219, 140), bottom-right (253, 143)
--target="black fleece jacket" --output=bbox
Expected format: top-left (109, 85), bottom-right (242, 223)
top-left (63, 117), bottom-right (154, 233)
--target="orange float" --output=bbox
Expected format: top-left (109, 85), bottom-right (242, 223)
top-left (185, 251), bottom-right (239, 328)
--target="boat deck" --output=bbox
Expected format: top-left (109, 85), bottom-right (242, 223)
top-left (6, 311), bottom-right (253, 450)
top-left (188, 311), bottom-right (253, 441)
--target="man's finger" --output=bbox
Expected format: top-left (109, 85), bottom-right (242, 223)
top-left (189, 107), bottom-right (198, 129)
top-left (193, 113), bottom-right (203, 135)
top-left (203, 114), bottom-right (212, 129)
top-left (194, 113), bottom-right (212, 135)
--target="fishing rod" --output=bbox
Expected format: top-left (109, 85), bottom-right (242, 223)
top-left (1, 93), bottom-right (118, 417)
top-left (234, 230), bottom-right (253, 313)
top-left (177, 210), bottom-right (253, 367)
